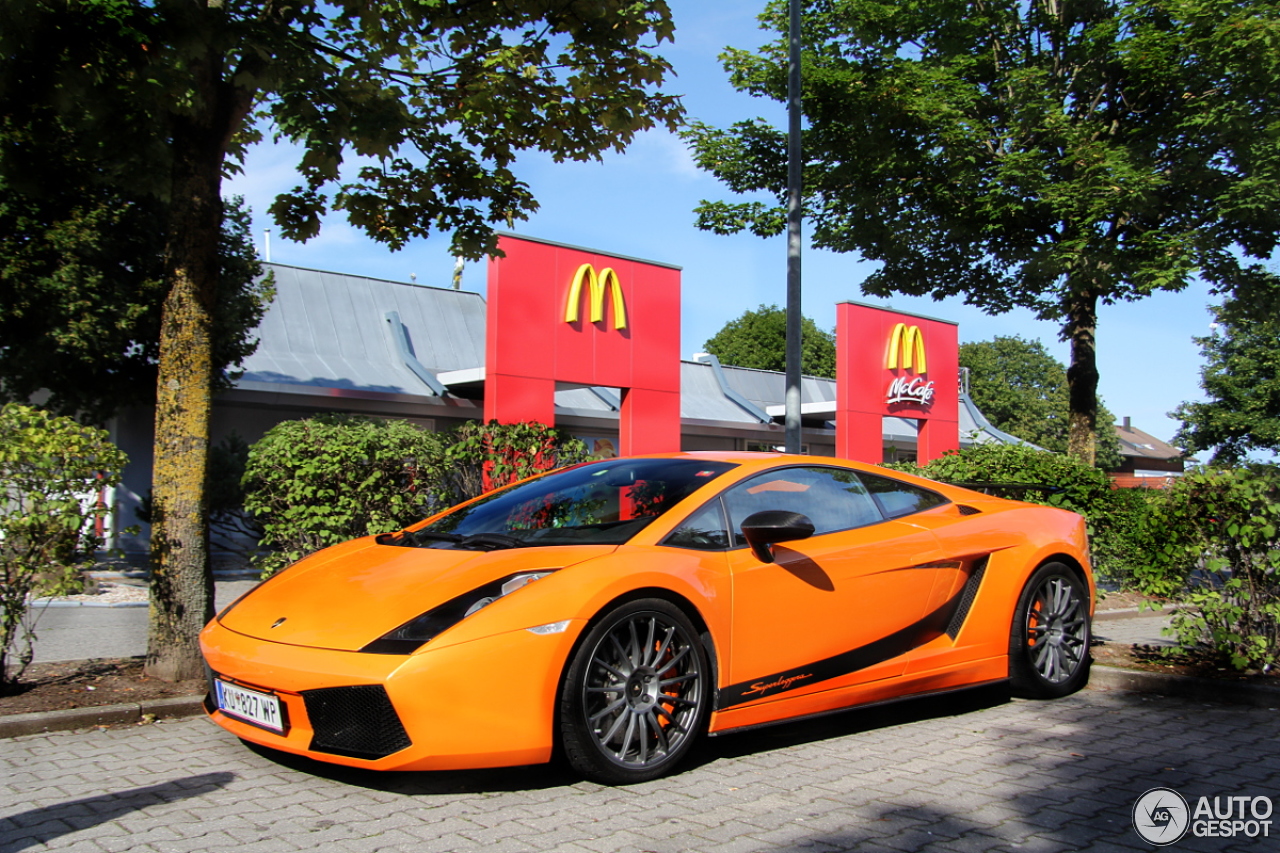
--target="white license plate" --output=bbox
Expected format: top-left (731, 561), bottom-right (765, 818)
top-left (214, 679), bottom-right (286, 733)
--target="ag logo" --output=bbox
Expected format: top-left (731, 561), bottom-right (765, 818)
top-left (1133, 787), bottom-right (1190, 846)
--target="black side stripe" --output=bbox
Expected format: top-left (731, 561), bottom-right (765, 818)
top-left (717, 579), bottom-right (975, 710)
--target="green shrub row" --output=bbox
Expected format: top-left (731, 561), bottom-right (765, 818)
top-left (894, 442), bottom-right (1280, 672)
top-left (886, 441), bottom-right (1156, 585)
top-left (242, 417), bottom-right (588, 575)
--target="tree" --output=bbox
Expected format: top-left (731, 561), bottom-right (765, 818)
top-left (961, 336), bottom-right (1121, 468)
top-left (685, 0), bottom-right (1280, 466)
top-left (1173, 294), bottom-right (1280, 464)
top-left (0, 184), bottom-right (270, 423)
top-left (0, 0), bottom-right (682, 680)
top-left (703, 304), bottom-right (836, 377)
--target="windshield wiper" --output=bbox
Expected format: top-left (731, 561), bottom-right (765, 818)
top-left (378, 529), bottom-right (523, 550)
top-left (401, 530), bottom-right (465, 547)
top-left (456, 532), bottom-right (525, 551)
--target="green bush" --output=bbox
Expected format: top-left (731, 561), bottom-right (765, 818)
top-left (242, 417), bottom-right (590, 576)
top-left (889, 442), bottom-right (1151, 584)
top-left (437, 420), bottom-right (590, 506)
top-left (242, 415), bottom-right (446, 575)
top-left (1136, 465), bottom-right (1280, 672)
top-left (0, 404), bottom-right (129, 689)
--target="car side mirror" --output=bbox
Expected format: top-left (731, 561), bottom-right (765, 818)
top-left (741, 510), bottom-right (815, 564)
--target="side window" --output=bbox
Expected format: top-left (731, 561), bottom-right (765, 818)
top-left (663, 499), bottom-right (730, 551)
top-left (721, 466), bottom-right (884, 546)
top-left (860, 472), bottom-right (949, 519)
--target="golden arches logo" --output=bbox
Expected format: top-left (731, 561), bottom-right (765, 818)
top-left (886, 323), bottom-right (927, 373)
top-left (564, 264), bottom-right (628, 330)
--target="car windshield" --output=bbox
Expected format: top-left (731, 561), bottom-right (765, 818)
top-left (406, 458), bottom-right (738, 548)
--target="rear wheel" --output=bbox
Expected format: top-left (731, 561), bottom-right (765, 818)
top-left (559, 599), bottom-right (709, 784)
top-left (1009, 562), bottom-right (1091, 698)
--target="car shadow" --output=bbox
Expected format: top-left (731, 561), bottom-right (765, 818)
top-left (686, 681), bottom-right (1012, 769)
top-left (242, 741), bottom-right (580, 794)
top-left (241, 681), bottom-right (1011, 794)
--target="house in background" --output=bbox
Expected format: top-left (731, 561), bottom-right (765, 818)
top-left (1110, 417), bottom-right (1188, 488)
top-left (107, 263), bottom-right (1031, 560)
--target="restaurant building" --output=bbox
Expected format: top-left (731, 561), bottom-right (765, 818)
top-left (107, 235), bottom-right (1027, 558)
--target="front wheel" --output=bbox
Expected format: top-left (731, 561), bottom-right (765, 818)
top-left (559, 599), bottom-right (710, 784)
top-left (1009, 562), bottom-right (1091, 699)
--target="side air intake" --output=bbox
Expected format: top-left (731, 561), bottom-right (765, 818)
top-left (946, 557), bottom-right (989, 639)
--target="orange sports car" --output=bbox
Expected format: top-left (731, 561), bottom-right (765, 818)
top-left (200, 452), bottom-right (1093, 784)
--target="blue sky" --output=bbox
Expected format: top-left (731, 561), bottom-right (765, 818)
top-left (225, 0), bottom-right (1219, 444)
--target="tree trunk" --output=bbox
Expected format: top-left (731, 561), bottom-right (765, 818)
top-left (1064, 291), bottom-right (1099, 466)
top-left (145, 53), bottom-right (225, 682)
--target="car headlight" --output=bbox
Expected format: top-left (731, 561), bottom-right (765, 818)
top-left (360, 572), bottom-right (554, 655)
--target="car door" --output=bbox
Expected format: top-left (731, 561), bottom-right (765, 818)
top-left (717, 466), bottom-right (947, 708)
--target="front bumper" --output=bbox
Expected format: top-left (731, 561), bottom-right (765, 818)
top-left (200, 616), bottom-right (584, 771)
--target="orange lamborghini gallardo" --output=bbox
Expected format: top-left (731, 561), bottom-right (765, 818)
top-left (200, 452), bottom-right (1093, 784)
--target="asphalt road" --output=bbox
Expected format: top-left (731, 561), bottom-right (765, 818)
top-left (4, 683), bottom-right (1276, 852)
top-left (27, 581), bottom-right (259, 663)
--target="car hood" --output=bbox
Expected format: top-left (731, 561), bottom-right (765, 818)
top-left (218, 538), bottom-right (616, 651)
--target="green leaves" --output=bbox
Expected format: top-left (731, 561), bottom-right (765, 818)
top-left (3, 0), bottom-right (685, 676)
top-left (0, 169), bottom-right (271, 422)
top-left (687, 0), bottom-right (1280, 461)
top-left (0, 404), bottom-right (130, 689)
top-left (1137, 465), bottom-right (1280, 671)
top-left (961, 336), bottom-right (1122, 468)
top-left (702, 304), bottom-right (837, 378)
top-left (437, 420), bottom-right (591, 506)
top-left (243, 416), bottom-right (448, 575)
top-left (1173, 286), bottom-right (1280, 463)
top-left (241, 417), bottom-right (589, 576)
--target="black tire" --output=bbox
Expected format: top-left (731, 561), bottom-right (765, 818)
top-left (559, 598), bottom-right (710, 784)
top-left (1009, 562), bottom-right (1091, 699)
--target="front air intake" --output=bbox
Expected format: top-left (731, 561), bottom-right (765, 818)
top-left (301, 684), bottom-right (412, 760)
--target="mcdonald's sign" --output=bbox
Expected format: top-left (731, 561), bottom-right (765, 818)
top-left (885, 323), bottom-right (934, 407)
top-left (886, 323), bottom-right (927, 373)
top-left (836, 301), bottom-right (959, 463)
top-left (564, 264), bottom-right (628, 330)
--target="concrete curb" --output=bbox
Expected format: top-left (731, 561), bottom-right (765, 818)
top-left (29, 600), bottom-right (149, 608)
top-left (0, 694), bottom-right (206, 739)
top-left (1088, 664), bottom-right (1280, 709)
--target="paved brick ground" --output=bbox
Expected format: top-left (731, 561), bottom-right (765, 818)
top-left (3, 685), bottom-right (1276, 853)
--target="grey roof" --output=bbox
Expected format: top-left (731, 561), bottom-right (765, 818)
top-left (681, 361), bottom-right (766, 423)
top-left (233, 264), bottom-right (1023, 447)
top-left (718, 364), bottom-right (839, 412)
top-left (238, 264), bottom-right (487, 396)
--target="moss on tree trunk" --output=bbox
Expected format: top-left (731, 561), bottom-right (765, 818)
top-left (145, 53), bottom-right (224, 682)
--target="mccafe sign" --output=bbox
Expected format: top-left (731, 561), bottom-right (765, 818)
top-left (885, 322), bottom-right (934, 408)
top-left (836, 301), bottom-right (958, 464)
